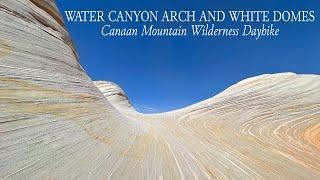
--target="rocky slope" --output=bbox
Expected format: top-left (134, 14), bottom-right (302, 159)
top-left (94, 81), bottom-right (135, 113)
top-left (95, 73), bottom-right (320, 179)
top-left (0, 0), bottom-right (319, 179)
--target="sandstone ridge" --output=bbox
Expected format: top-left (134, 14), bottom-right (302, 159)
top-left (0, 1), bottom-right (319, 179)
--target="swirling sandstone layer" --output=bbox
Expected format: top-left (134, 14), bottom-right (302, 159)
top-left (0, 0), bottom-right (319, 179)
top-left (95, 73), bottom-right (320, 180)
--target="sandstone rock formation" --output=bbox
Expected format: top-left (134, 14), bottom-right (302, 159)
top-left (94, 81), bottom-right (135, 113)
top-left (0, 0), bottom-right (319, 179)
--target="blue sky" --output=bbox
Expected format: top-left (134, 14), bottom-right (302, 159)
top-left (56, 0), bottom-right (320, 112)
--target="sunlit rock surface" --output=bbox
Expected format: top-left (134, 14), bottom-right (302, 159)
top-left (94, 81), bottom-right (135, 113)
top-left (0, 0), bottom-right (319, 179)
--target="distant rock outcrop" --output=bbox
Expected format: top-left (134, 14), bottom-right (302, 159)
top-left (94, 81), bottom-right (135, 113)
top-left (0, 0), bottom-right (319, 179)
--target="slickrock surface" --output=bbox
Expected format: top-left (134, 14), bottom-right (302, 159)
top-left (95, 73), bottom-right (320, 180)
top-left (0, 0), bottom-right (319, 179)
top-left (94, 81), bottom-right (135, 113)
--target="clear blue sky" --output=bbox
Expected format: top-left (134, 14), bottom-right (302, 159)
top-left (56, 0), bottom-right (320, 113)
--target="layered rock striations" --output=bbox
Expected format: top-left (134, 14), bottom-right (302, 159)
top-left (95, 73), bottom-right (320, 179)
top-left (94, 81), bottom-right (135, 113)
top-left (0, 1), bottom-right (140, 179)
top-left (0, 0), bottom-right (319, 179)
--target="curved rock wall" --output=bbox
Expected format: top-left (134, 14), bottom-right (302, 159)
top-left (0, 1), bottom-right (319, 179)
top-left (94, 73), bottom-right (320, 179)
top-left (0, 1), bottom-right (139, 179)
